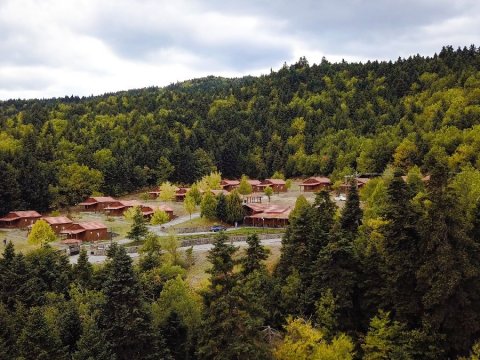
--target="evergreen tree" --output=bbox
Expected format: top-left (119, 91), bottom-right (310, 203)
top-left (200, 192), bottom-right (217, 220)
top-left (416, 152), bottom-right (480, 356)
top-left (127, 206), bottom-right (148, 242)
top-left (58, 302), bottom-right (82, 353)
top-left (340, 180), bottom-right (363, 235)
top-left (380, 171), bottom-right (421, 325)
top-left (73, 248), bottom-right (93, 288)
top-left (73, 317), bottom-right (116, 360)
top-left (0, 160), bottom-right (21, 216)
top-left (17, 307), bottom-right (68, 360)
top-left (215, 193), bottom-right (228, 222)
top-left (100, 245), bottom-right (165, 360)
top-left (226, 190), bottom-right (244, 225)
top-left (241, 234), bottom-right (269, 276)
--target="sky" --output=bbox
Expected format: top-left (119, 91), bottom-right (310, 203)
top-left (0, 0), bottom-right (479, 100)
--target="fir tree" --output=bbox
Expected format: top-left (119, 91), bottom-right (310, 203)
top-left (58, 302), bottom-right (82, 353)
top-left (73, 248), bottom-right (93, 288)
top-left (340, 180), bottom-right (363, 235)
top-left (226, 190), bottom-right (244, 225)
top-left (215, 193), bottom-right (228, 222)
top-left (73, 317), bottom-right (116, 360)
top-left (101, 245), bottom-right (166, 360)
top-left (241, 234), bottom-right (269, 276)
top-left (127, 206), bottom-right (148, 242)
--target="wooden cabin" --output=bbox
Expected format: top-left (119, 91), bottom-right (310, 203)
top-left (104, 200), bottom-right (140, 216)
top-left (258, 179), bottom-right (287, 193)
top-left (140, 204), bottom-right (175, 220)
top-left (220, 179), bottom-right (240, 192)
top-left (78, 196), bottom-right (116, 212)
top-left (147, 188), bottom-right (161, 199)
top-left (247, 180), bottom-right (262, 192)
top-left (0, 211), bottom-right (42, 229)
top-left (175, 188), bottom-right (190, 202)
top-left (299, 177), bottom-right (331, 192)
top-left (210, 189), bottom-right (230, 197)
top-left (42, 216), bottom-right (73, 234)
top-left (244, 205), bottom-right (292, 228)
top-left (242, 193), bottom-right (263, 204)
top-left (60, 221), bottom-right (109, 242)
top-left (339, 178), bottom-right (370, 193)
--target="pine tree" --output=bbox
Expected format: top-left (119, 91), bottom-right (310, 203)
top-left (416, 153), bottom-right (480, 356)
top-left (226, 190), bottom-right (244, 225)
top-left (17, 307), bottom-right (68, 360)
top-left (73, 248), bottom-right (93, 288)
top-left (127, 206), bottom-right (148, 242)
top-left (380, 171), bottom-right (421, 325)
top-left (215, 193), bottom-right (228, 222)
top-left (58, 302), bottom-right (82, 353)
top-left (340, 180), bottom-right (363, 235)
top-left (73, 317), bottom-right (116, 360)
top-left (100, 245), bottom-right (165, 359)
top-left (241, 234), bottom-right (269, 276)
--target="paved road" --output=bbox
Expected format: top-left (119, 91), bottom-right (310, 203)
top-left (69, 237), bottom-right (282, 264)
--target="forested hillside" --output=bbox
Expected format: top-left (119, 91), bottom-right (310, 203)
top-left (1, 45), bottom-right (480, 214)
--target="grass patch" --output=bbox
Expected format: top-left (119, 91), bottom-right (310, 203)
top-left (170, 216), bottom-right (219, 229)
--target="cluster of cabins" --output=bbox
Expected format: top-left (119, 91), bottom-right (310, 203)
top-left (148, 178), bottom-right (289, 203)
top-left (0, 196), bottom-right (176, 245)
top-left (0, 211), bottom-right (109, 245)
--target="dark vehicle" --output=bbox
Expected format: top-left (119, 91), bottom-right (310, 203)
top-left (210, 225), bottom-right (227, 232)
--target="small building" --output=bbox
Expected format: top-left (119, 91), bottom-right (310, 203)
top-left (258, 179), bottom-right (287, 193)
top-left (299, 177), bottom-right (331, 192)
top-left (175, 188), bottom-right (190, 202)
top-left (42, 216), bottom-right (73, 234)
top-left (104, 200), bottom-right (140, 216)
top-left (242, 193), bottom-right (263, 204)
top-left (339, 177), bottom-right (371, 193)
top-left (60, 221), bottom-right (109, 242)
top-left (78, 196), bottom-right (116, 212)
top-left (0, 211), bottom-right (42, 229)
top-left (210, 189), bottom-right (230, 197)
top-left (220, 179), bottom-right (240, 192)
top-left (140, 204), bottom-right (175, 220)
top-left (147, 188), bottom-right (161, 199)
top-left (247, 180), bottom-right (262, 192)
top-left (244, 205), bottom-right (292, 228)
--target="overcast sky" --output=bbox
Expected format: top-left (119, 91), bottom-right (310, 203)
top-left (0, 0), bottom-right (479, 100)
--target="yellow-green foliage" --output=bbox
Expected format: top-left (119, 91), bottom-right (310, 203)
top-left (150, 209), bottom-right (170, 225)
top-left (274, 317), bottom-right (354, 360)
top-left (27, 219), bottom-right (57, 246)
top-left (159, 181), bottom-right (177, 201)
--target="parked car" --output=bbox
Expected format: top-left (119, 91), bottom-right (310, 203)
top-left (334, 194), bottom-right (347, 201)
top-left (210, 225), bottom-right (227, 232)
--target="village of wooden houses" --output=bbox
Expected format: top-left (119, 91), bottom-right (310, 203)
top-left (0, 174), bottom-right (350, 259)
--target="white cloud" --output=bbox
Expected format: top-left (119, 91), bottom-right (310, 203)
top-left (0, 0), bottom-right (479, 99)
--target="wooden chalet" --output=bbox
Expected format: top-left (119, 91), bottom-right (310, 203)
top-left (78, 196), bottom-right (116, 212)
top-left (210, 189), bottom-right (230, 197)
top-left (244, 204), bottom-right (292, 228)
top-left (104, 200), bottom-right (140, 216)
top-left (220, 179), bottom-right (240, 192)
top-left (147, 188), bottom-right (161, 199)
top-left (60, 221), bottom-right (109, 242)
top-left (247, 179), bottom-right (262, 192)
top-left (242, 193), bottom-right (263, 204)
top-left (339, 177), bottom-right (371, 193)
top-left (0, 211), bottom-right (42, 229)
top-left (140, 204), bottom-right (175, 220)
top-left (42, 216), bottom-right (73, 234)
top-left (299, 177), bottom-right (331, 192)
top-left (257, 179), bottom-right (287, 193)
top-left (175, 188), bottom-right (190, 202)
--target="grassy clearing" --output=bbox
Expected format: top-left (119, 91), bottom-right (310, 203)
top-left (170, 216), bottom-right (219, 229)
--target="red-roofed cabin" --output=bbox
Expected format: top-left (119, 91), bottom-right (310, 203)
top-left (148, 188), bottom-right (161, 199)
top-left (210, 189), bottom-right (230, 197)
top-left (0, 211), bottom-right (42, 229)
top-left (78, 196), bottom-right (116, 212)
top-left (42, 216), bottom-right (73, 234)
top-left (60, 221), bottom-right (108, 242)
top-left (258, 179), bottom-right (287, 193)
top-left (141, 205), bottom-right (175, 220)
top-left (339, 178), bottom-right (371, 193)
top-left (175, 188), bottom-right (190, 202)
top-left (220, 179), bottom-right (240, 192)
top-left (299, 177), bottom-right (331, 192)
top-left (104, 200), bottom-right (140, 216)
top-left (247, 179), bottom-right (262, 192)
top-left (244, 205), bottom-right (292, 227)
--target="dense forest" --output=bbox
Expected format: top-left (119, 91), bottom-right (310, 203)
top-left (3, 170), bottom-right (480, 358)
top-left (1, 45), bottom-right (480, 215)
